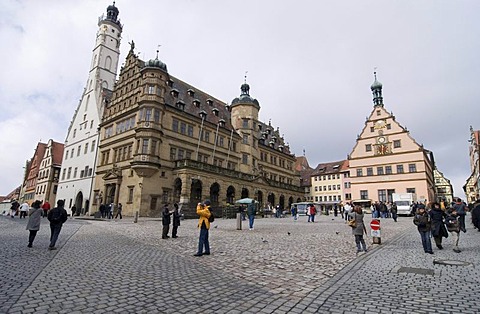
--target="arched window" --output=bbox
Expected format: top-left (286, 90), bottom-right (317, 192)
top-left (105, 56), bottom-right (112, 71)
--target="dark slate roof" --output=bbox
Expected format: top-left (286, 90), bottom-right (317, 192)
top-left (312, 160), bottom-right (347, 176)
top-left (256, 120), bottom-right (292, 155)
top-left (164, 75), bottom-right (235, 131)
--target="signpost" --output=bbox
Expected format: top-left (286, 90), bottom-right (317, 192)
top-left (370, 219), bottom-right (381, 244)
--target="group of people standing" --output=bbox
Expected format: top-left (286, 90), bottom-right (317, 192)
top-left (413, 198), bottom-right (470, 254)
top-left (99, 203), bottom-right (123, 219)
top-left (371, 201), bottom-right (398, 221)
top-left (162, 203), bottom-right (181, 239)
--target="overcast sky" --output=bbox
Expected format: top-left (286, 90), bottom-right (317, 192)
top-left (1, 0), bottom-right (479, 199)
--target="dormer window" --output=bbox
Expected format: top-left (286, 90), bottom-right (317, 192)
top-left (193, 99), bottom-right (201, 108)
top-left (225, 104), bottom-right (231, 112)
top-left (187, 89), bottom-right (195, 97)
top-left (170, 89), bottom-right (179, 97)
top-left (219, 119), bottom-right (226, 127)
top-left (212, 108), bottom-right (219, 116)
top-left (333, 165), bottom-right (340, 169)
top-left (176, 100), bottom-right (185, 111)
top-left (199, 110), bottom-right (207, 119)
top-left (206, 99), bottom-right (213, 106)
top-left (278, 145), bottom-right (284, 152)
top-left (167, 79), bottom-right (174, 87)
top-left (258, 125), bottom-right (263, 131)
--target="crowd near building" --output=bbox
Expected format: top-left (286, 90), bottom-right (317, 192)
top-left (5, 2), bottom-right (478, 215)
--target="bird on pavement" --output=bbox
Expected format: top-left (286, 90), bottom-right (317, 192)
top-left (287, 232), bottom-right (291, 235)
top-left (262, 238), bottom-right (268, 243)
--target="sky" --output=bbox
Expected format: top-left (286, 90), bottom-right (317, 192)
top-left (1, 0), bottom-right (479, 198)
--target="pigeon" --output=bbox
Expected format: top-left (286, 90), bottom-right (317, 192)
top-left (287, 232), bottom-right (291, 236)
top-left (262, 238), bottom-right (268, 243)
top-left (214, 225), bottom-right (218, 228)
top-left (335, 232), bottom-right (339, 235)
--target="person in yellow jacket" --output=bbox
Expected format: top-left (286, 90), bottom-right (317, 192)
top-left (194, 199), bottom-right (212, 257)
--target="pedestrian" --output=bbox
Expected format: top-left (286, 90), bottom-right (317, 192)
top-left (162, 204), bottom-right (172, 239)
top-left (413, 206), bottom-right (433, 254)
top-left (344, 202), bottom-right (352, 222)
top-left (452, 198), bottom-right (467, 233)
top-left (10, 199), bottom-right (20, 218)
top-left (348, 205), bottom-right (367, 253)
top-left (99, 203), bottom-right (106, 218)
top-left (172, 203), bottom-right (181, 238)
top-left (194, 199), bottom-right (212, 257)
top-left (115, 203), bottom-right (123, 219)
top-left (247, 199), bottom-right (256, 230)
top-left (47, 199), bottom-right (68, 250)
top-left (109, 203), bottom-right (114, 219)
top-left (445, 207), bottom-right (461, 253)
top-left (26, 200), bottom-right (43, 248)
top-left (391, 202), bottom-right (398, 222)
top-left (379, 202), bottom-right (387, 219)
top-left (19, 201), bottom-right (30, 219)
top-left (333, 205), bottom-right (338, 217)
top-left (429, 202), bottom-right (448, 250)
top-left (472, 199), bottom-right (480, 231)
top-left (291, 204), bottom-right (297, 221)
top-left (71, 205), bottom-right (77, 217)
top-left (41, 200), bottom-right (51, 218)
top-left (308, 204), bottom-right (317, 222)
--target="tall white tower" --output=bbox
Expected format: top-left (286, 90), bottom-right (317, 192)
top-left (56, 3), bottom-right (123, 215)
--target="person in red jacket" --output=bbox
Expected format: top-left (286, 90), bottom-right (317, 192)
top-left (42, 201), bottom-right (51, 218)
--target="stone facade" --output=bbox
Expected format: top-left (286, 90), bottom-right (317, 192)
top-left (465, 127), bottom-right (480, 203)
top-left (310, 160), bottom-right (348, 209)
top-left (92, 50), bottom-right (303, 217)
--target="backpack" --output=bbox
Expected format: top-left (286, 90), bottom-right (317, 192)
top-left (208, 211), bottom-right (215, 223)
top-left (50, 208), bottom-right (63, 223)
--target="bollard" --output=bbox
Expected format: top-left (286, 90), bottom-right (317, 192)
top-left (236, 212), bottom-right (242, 230)
top-left (134, 211), bottom-right (139, 223)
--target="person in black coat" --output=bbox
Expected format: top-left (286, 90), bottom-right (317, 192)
top-left (172, 203), bottom-right (181, 238)
top-left (162, 204), bottom-right (172, 239)
top-left (429, 202), bottom-right (448, 250)
top-left (471, 200), bottom-right (480, 231)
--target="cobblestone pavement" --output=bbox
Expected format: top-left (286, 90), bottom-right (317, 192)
top-left (0, 213), bottom-right (478, 313)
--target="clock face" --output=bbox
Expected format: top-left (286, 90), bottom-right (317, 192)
top-left (374, 120), bottom-right (386, 129)
top-left (378, 136), bottom-right (386, 144)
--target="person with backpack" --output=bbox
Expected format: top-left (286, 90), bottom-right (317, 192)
top-left (445, 207), bottom-right (461, 253)
top-left (47, 199), bottom-right (68, 250)
top-left (452, 198), bottom-right (467, 233)
top-left (194, 199), bottom-right (212, 257)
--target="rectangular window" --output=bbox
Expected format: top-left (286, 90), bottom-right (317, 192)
top-left (145, 108), bottom-right (152, 121)
top-left (344, 182), bottom-right (351, 189)
top-left (148, 85), bottom-right (154, 94)
top-left (84, 143), bottom-right (89, 154)
top-left (128, 187), bottom-right (134, 203)
top-left (345, 193), bottom-right (351, 200)
top-left (219, 137), bottom-right (224, 147)
top-left (315, 186), bottom-right (318, 192)
top-left (337, 184), bottom-right (341, 190)
top-left (73, 167), bottom-right (78, 178)
top-left (180, 122), bottom-right (186, 134)
top-left (393, 140), bottom-right (401, 148)
top-left (62, 168), bottom-right (66, 180)
top-left (386, 124), bottom-right (391, 130)
top-left (151, 140), bottom-right (157, 155)
top-left (243, 134), bottom-right (248, 144)
top-left (170, 148), bottom-right (176, 160)
top-left (80, 170), bottom-right (85, 178)
top-left (385, 165), bottom-right (392, 174)
top-left (187, 125), bottom-right (193, 137)
top-left (65, 151), bottom-right (69, 160)
top-left (360, 190), bottom-right (368, 200)
top-left (377, 167), bottom-right (384, 175)
top-left (357, 169), bottom-right (363, 177)
top-left (242, 119), bottom-right (248, 128)
top-left (150, 197), bottom-right (157, 210)
top-left (366, 168), bottom-right (373, 176)
top-left (242, 153), bottom-right (248, 164)
top-left (406, 188), bottom-right (416, 194)
top-left (378, 189), bottom-right (387, 202)
top-left (142, 139), bottom-right (149, 154)
top-left (178, 149), bottom-right (184, 160)
top-left (328, 185), bottom-right (332, 191)
top-left (154, 109), bottom-right (160, 123)
top-left (172, 119), bottom-right (178, 132)
top-left (370, 127), bottom-right (374, 132)
top-left (77, 145), bottom-right (81, 156)
top-left (67, 167), bottom-right (72, 179)
top-left (365, 144), bottom-right (372, 152)
top-left (91, 140), bottom-right (96, 152)
top-left (408, 164), bottom-right (417, 172)
top-left (397, 165), bottom-right (404, 173)
top-left (88, 168), bottom-right (93, 176)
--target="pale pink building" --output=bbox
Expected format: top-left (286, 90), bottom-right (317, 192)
top-left (348, 74), bottom-right (436, 203)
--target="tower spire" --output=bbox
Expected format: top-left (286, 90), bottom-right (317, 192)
top-left (370, 70), bottom-right (383, 107)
